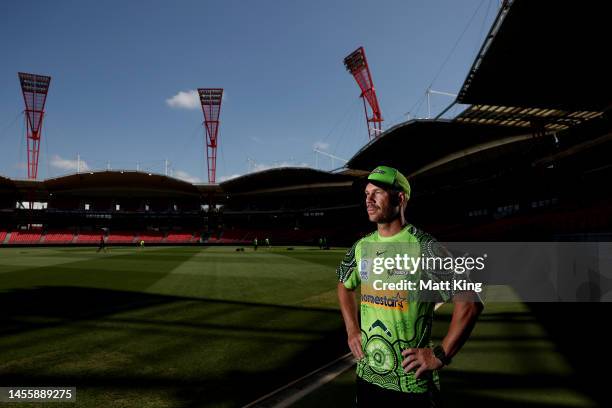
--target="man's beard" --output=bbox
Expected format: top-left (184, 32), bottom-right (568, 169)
top-left (373, 207), bottom-right (401, 224)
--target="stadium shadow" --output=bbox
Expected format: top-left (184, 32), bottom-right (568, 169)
top-left (293, 370), bottom-right (595, 408)
top-left (6, 286), bottom-right (602, 406)
top-left (440, 369), bottom-right (599, 407)
top-left (527, 303), bottom-right (611, 407)
top-left (0, 285), bottom-right (348, 407)
top-left (293, 308), bottom-right (600, 408)
top-left (0, 286), bottom-right (182, 337)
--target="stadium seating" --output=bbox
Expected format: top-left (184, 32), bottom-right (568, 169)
top-left (9, 231), bottom-right (43, 244)
top-left (43, 231), bottom-right (75, 244)
top-left (107, 232), bottom-right (136, 244)
top-left (138, 232), bottom-right (164, 243)
top-left (76, 232), bottom-right (104, 244)
top-left (165, 232), bottom-right (194, 243)
top-left (0, 226), bottom-right (350, 246)
top-left (210, 228), bottom-right (250, 244)
top-left (0, 230), bottom-right (206, 245)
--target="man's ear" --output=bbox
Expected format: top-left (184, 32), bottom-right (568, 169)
top-left (398, 191), bottom-right (407, 207)
top-left (390, 191), bottom-right (404, 207)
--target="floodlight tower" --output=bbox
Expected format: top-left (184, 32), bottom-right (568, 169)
top-left (198, 88), bottom-right (223, 184)
top-left (18, 72), bottom-right (51, 179)
top-left (343, 47), bottom-right (383, 140)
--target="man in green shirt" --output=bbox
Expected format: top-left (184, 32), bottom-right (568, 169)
top-left (337, 165), bottom-right (483, 406)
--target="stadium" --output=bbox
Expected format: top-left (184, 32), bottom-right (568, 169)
top-left (1, 1), bottom-right (611, 407)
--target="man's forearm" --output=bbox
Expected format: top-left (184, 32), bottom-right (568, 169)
top-left (338, 282), bottom-right (364, 359)
top-left (337, 282), bottom-right (359, 333)
top-left (441, 300), bottom-right (483, 359)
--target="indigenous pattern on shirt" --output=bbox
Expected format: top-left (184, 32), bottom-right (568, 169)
top-left (336, 224), bottom-right (456, 393)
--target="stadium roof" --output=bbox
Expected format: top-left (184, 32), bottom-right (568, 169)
top-left (219, 167), bottom-right (354, 195)
top-left (0, 169), bottom-right (353, 198)
top-left (0, 175), bottom-right (12, 186)
top-left (0, 171), bottom-right (225, 198)
top-left (455, 104), bottom-right (603, 132)
top-left (43, 171), bottom-right (201, 196)
top-left (346, 119), bottom-right (526, 177)
top-left (457, 0), bottom-right (612, 112)
top-left (0, 176), bottom-right (17, 196)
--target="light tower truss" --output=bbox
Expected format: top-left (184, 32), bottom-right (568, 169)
top-left (198, 88), bottom-right (223, 184)
top-left (343, 47), bottom-right (383, 140)
top-left (18, 72), bottom-right (51, 179)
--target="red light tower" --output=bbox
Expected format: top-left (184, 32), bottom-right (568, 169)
top-left (343, 47), bottom-right (383, 140)
top-left (18, 72), bottom-right (51, 179)
top-left (198, 88), bottom-right (223, 184)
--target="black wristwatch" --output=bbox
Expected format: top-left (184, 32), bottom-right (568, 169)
top-left (433, 345), bottom-right (451, 366)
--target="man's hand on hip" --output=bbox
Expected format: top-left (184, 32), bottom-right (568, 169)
top-left (401, 348), bottom-right (443, 379)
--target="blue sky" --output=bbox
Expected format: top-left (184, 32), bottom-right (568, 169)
top-left (0, 0), bottom-right (499, 183)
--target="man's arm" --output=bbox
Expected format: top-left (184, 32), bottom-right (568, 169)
top-left (402, 294), bottom-right (483, 378)
top-left (441, 295), bottom-right (483, 360)
top-left (337, 282), bottom-right (364, 360)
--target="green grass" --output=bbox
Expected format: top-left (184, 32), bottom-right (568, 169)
top-left (0, 246), bottom-right (347, 407)
top-left (0, 246), bottom-right (601, 407)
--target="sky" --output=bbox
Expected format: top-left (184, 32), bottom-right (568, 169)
top-left (0, 0), bottom-right (499, 183)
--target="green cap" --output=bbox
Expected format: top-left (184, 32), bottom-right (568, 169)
top-left (367, 165), bottom-right (411, 198)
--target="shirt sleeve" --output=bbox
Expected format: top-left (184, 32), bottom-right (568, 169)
top-left (336, 241), bottom-right (360, 290)
top-left (415, 229), bottom-right (457, 303)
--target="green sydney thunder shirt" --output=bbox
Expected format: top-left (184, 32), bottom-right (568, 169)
top-left (337, 224), bottom-right (454, 394)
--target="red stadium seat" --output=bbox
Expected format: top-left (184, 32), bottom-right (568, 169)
top-left (42, 231), bottom-right (75, 244)
top-left (9, 231), bottom-right (42, 244)
top-left (76, 232), bottom-right (104, 244)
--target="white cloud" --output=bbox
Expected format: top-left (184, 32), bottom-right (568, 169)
top-left (166, 90), bottom-right (200, 110)
top-left (173, 170), bottom-right (201, 183)
top-left (219, 173), bottom-right (242, 182)
top-left (166, 89), bottom-right (228, 110)
top-left (313, 141), bottom-right (330, 151)
top-left (51, 155), bottom-right (90, 171)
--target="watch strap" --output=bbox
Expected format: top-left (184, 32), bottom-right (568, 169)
top-left (433, 345), bottom-right (451, 366)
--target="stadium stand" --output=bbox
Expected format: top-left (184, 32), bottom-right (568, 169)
top-left (9, 231), bottom-right (43, 244)
top-left (165, 232), bottom-right (195, 243)
top-left (107, 231), bottom-right (135, 244)
top-left (210, 228), bottom-right (249, 244)
top-left (76, 232), bottom-right (103, 244)
top-left (42, 231), bottom-right (74, 244)
top-left (138, 231), bottom-right (164, 243)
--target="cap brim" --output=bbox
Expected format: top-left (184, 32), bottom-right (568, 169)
top-left (354, 177), bottom-right (399, 192)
